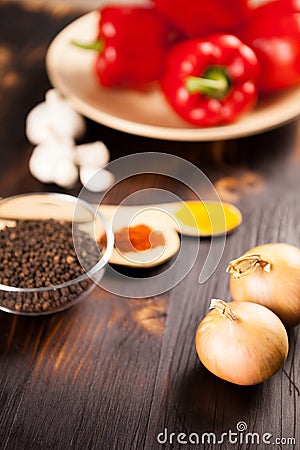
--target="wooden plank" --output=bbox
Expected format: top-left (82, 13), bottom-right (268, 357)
top-left (0, 292), bottom-right (168, 449)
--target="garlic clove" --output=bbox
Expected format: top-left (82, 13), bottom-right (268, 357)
top-left (79, 166), bottom-right (115, 192)
top-left (42, 134), bottom-right (75, 161)
top-left (29, 143), bottom-right (59, 183)
top-left (45, 89), bottom-right (86, 140)
top-left (29, 137), bottom-right (77, 186)
top-left (75, 141), bottom-right (110, 168)
top-left (53, 158), bottom-right (78, 188)
top-left (25, 102), bottom-right (54, 145)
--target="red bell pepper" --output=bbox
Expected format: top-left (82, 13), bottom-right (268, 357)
top-left (246, 0), bottom-right (300, 24)
top-left (152, 0), bottom-right (252, 38)
top-left (235, 0), bottom-right (300, 94)
top-left (160, 34), bottom-right (259, 127)
top-left (74, 5), bottom-right (171, 88)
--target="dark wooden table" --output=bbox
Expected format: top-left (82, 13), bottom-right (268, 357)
top-left (0, 2), bottom-right (299, 449)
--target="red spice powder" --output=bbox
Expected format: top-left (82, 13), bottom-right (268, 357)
top-left (99, 224), bottom-right (165, 253)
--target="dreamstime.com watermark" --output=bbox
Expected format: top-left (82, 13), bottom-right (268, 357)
top-left (156, 421), bottom-right (296, 446)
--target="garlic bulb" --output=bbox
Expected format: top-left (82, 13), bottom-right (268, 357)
top-left (25, 89), bottom-right (115, 190)
top-left (195, 299), bottom-right (289, 386)
top-left (227, 243), bottom-right (300, 328)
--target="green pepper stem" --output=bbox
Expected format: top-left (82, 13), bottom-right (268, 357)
top-left (185, 66), bottom-right (230, 99)
top-left (71, 39), bottom-right (104, 52)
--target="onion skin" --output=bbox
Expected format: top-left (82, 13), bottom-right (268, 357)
top-left (195, 300), bottom-right (289, 386)
top-left (228, 243), bottom-right (300, 328)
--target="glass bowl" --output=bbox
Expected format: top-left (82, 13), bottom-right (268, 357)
top-left (0, 192), bottom-right (114, 316)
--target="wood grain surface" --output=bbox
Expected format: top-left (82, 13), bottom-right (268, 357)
top-left (0, 2), bottom-right (299, 449)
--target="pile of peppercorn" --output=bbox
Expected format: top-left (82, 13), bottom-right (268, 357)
top-left (0, 219), bottom-right (102, 313)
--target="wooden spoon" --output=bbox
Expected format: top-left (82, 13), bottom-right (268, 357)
top-left (93, 204), bottom-right (180, 267)
top-left (97, 200), bottom-right (242, 238)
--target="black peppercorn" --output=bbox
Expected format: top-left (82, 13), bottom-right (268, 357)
top-left (0, 219), bottom-right (103, 313)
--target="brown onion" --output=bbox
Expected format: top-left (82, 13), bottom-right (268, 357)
top-left (227, 243), bottom-right (300, 328)
top-left (195, 299), bottom-right (289, 386)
